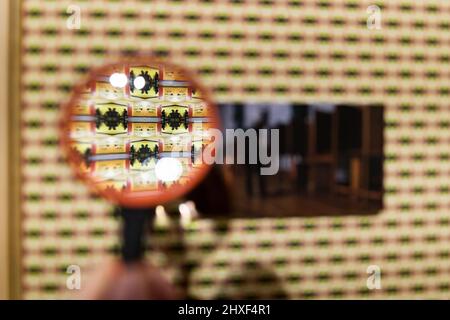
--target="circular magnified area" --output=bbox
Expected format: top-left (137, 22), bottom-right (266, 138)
top-left (61, 58), bottom-right (219, 207)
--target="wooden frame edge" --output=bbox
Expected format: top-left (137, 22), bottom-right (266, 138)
top-left (0, 0), bottom-right (9, 302)
top-left (8, 0), bottom-right (22, 300)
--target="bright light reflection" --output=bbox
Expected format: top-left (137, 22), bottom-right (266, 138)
top-left (155, 158), bottom-right (183, 182)
top-left (109, 73), bottom-right (128, 88)
top-left (133, 76), bottom-right (146, 90)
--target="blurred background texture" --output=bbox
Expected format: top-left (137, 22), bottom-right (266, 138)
top-left (1, 0), bottom-right (450, 299)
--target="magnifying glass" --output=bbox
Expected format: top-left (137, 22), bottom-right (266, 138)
top-left (60, 57), bottom-right (220, 264)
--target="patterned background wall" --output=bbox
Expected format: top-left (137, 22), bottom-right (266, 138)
top-left (20, 0), bottom-right (450, 299)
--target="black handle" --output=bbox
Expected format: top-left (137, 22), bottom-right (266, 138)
top-left (119, 207), bottom-right (151, 263)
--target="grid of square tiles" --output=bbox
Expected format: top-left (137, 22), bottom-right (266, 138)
top-left (21, 0), bottom-right (450, 299)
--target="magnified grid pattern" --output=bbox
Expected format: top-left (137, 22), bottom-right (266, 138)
top-left (65, 62), bottom-right (213, 205)
top-left (20, 0), bottom-right (450, 299)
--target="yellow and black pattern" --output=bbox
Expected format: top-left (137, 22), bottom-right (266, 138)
top-left (19, 0), bottom-right (450, 299)
top-left (68, 62), bottom-right (213, 196)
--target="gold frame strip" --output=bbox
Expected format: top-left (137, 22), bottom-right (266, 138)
top-left (8, 0), bottom-right (23, 300)
top-left (0, 0), bottom-right (10, 301)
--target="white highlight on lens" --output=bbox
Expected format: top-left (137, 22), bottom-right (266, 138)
top-left (133, 76), bottom-right (146, 90)
top-left (109, 73), bottom-right (128, 88)
top-left (155, 157), bottom-right (183, 182)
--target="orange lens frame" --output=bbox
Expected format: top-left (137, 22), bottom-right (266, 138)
top-left (60, 57), bottom-right (220, 208)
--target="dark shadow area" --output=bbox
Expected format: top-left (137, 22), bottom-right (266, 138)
top-left (187, 103), bottom-right (384, 218)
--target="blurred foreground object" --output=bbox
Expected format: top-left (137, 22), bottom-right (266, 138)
top-left (79, 259), bottom-right (179, 300)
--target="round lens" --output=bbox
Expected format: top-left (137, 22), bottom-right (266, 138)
top-left (60, 58), bottom-right (219, 207)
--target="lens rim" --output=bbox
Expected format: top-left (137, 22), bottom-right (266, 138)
top-left (60, 56), bottom-right (221, 208)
